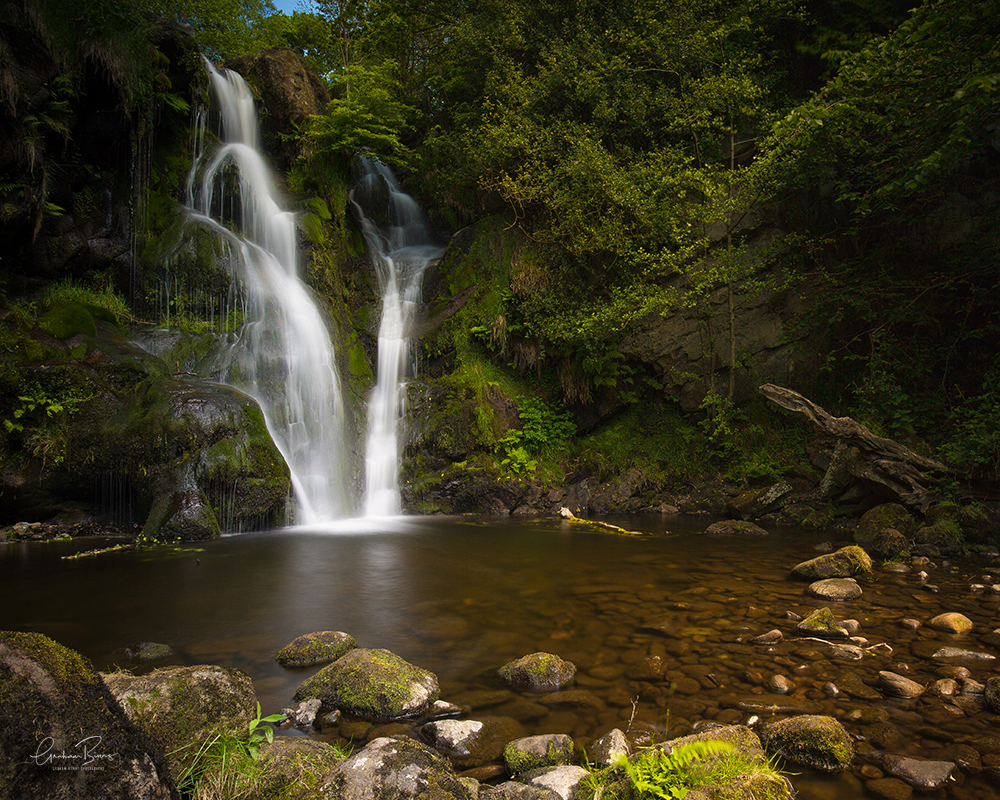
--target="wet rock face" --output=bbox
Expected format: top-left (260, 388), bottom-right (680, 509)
top-left (224, 48), bottom-right (330, 170)
top-left (0, 631), bottom-right (174, 800)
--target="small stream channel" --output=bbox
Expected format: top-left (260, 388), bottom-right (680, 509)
top-left (3, 515), bottom-right (998, 798)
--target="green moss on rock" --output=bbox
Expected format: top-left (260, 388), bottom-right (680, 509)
top-left (791, 545), bottom-right (872, 579)
top-left (856, 503), bottom-right (915, 545)
top-left (292, 648), bottom-right (439, 721)
top-left (0, 631), bottom-right (173, 799)
top-left (276, 631), bottom-right (357, 668)
top-left (763, 715), bottom-right (854, 772)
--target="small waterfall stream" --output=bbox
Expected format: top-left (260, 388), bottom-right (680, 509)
top-left (183, 63), bottom-right (350, 523)
top-left (351, 160), bottom-right (444, 517)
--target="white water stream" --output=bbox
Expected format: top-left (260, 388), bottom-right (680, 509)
top-left (351, 160), bottom-right (444, 517)
top-left (184, 63), bottom-right (350, 523)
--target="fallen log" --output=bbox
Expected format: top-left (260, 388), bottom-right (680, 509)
top-left (760, 383), bottom-right (948, 510)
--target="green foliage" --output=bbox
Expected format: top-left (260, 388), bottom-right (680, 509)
top-left (587, 739), bottom-right (788, 800)
top-left (305, 60), bottom-right (420, 171)
top-left (172, 703), bottom-right (288, 799)
top-left (497, 395), bottom-right (575, 476)
top-left (43, 278), bottom-right (133, 325)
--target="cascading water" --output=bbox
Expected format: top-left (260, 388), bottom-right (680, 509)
top-left (181, 62), bottom-right (350, 523)
top-left (351, 160), bottom-right (444, 517)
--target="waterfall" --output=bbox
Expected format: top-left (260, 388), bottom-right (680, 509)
top-left (181, 62), bottom-right (350, 523)
top-left (351, 159), bottom-right (444, 517)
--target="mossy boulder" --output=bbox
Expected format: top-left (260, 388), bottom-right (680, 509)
top-left (762, 715), bottom-right (853, 772)
top-left (984, 676), bottom-right (1000, 713)
top-left (101, 665), bottom-right (258, 781)
top-left (322, 735), bottom-right (475, 800)
top-left (790, 545), bottom-right (872, 579)
top-left (276, 631), bottom-right (357, 668)
top-left (498, 652), bottom-right (576, 692)
top-left (726, 482), bottom-right (792, 521)
top-left (0, 631), bottom-right (175, 800)
top-left (705, 520), bottom-right (769, 536)
top-left (503, 733), bottom-right (575, 775)
top-left (241, 737), bottom-right (346, 800)
top-left (914, 519), bottom-right (964, 551)
top-left (794, 608), bottom-right (849, 639)
top-left (292, 648), bottom-right (439, 721)
top-left (871, 528), bottom-right (910, 560)
top-left (855, 503), bottom-right (915, 545)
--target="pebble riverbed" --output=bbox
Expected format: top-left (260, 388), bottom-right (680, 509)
top-left (3, 515), bottom-right (999, 799)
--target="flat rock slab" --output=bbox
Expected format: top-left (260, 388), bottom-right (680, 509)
top-left (519, 765), bottom-right (591, 800)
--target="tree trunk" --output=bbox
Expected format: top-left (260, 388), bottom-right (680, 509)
top-left (759, 383), bottom-right (948, 510)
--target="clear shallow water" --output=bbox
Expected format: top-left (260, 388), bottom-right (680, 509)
top-left (3, 515), bottom-right (999, 798)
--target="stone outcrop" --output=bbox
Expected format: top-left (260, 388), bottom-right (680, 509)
top-left (322, 736), bottom-right (475, 800)
top-left (224, 48), bottom-right (331, 170)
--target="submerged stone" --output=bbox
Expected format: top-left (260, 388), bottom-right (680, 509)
top-left (808, 577), bottom-right (863, 600)
top-left (926, 612), bottom-right (973, 634)
top-left (705, 520), bottom-right (769, 536)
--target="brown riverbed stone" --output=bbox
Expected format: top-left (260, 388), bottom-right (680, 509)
top-left (866, 777), bottom-right (913, 800)
top-left (878, 671), bottom-right (925, 698)
top-left (927, 612), bottom-right (973, 633)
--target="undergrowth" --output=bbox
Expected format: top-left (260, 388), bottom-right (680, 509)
top-left (585, 740), bottom-right (789, 800)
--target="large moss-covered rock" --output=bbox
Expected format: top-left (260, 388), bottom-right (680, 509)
top-left (762, 715), bottom-right (853, 772)
top-left (321, 735), bottom-right (475, 800)
top-left (292, 648), bottom-right (439, 721)
top-left (101, 665), bottom-right (258, 780)
top-left (0, 315), bottom-right (290, 538)
top-left (855, 503), bottom-right (915, 545)
top-left (791, 545), bottom-right (872, 579)
top-left (0, 631), bottom-right (175, 800)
